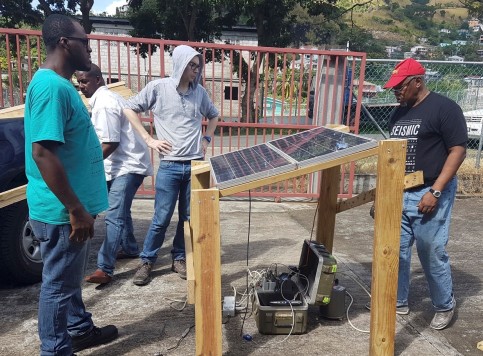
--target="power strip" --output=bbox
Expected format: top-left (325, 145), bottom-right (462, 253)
top-left (222, 296), bottom-right (236, 317)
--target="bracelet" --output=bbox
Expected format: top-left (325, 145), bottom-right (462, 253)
top-left (203, 135), bottom-right (212, 143)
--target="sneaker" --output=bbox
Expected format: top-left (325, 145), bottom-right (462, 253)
top-left (430, 298), bottom-right (456, 330)
top-left (71, 325), bottom-right (118, 353)
top-left (171, 259), bottom-right (187, 280)
top-left (365, 301), bottom-right (410, 315)
top-left (133, 262), bottom-right (152, 286)
top-left (84, 269), bottom-right (112, 284)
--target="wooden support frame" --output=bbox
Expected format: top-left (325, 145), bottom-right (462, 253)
top-left (189, 139), bottom-right (407, 355)
top-left (0, 185), bottom-right (26, 209)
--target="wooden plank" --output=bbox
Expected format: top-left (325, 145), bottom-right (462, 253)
top-left (404, 170), bottom-right (424, 188)
top-left (0, 185), bottom-right (26, 208)
top-left (325, 124), bottom-right (350, 132)
top-left (186, 161), bottom-right (211, 304)
top-left (315, 166), bottom-right (340, 253)
top-left (369, 139), bottom-right (406, 356)
top-left (335, 170), bottom-right (424, 213)
top-left (336, 189), bottom-right (376, 214)
top-left (184, 220), bottom-right (195, 304)
top-left (0, 81), bottom-right (132, 119)
top-left (191, 189), bottom-right (222, 356)
top-left (218, 147), bottom-right (379, 197)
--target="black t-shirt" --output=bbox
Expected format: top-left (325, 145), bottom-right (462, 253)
top-left (389, 92), bottom-right (467, 184)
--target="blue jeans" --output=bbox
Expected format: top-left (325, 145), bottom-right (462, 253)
top-left (98, 173), bottom-right (144, 275)
top-left (30, 219), bottom-right (94, 356)
top-left (140, 161), bottom-right (191, 264)
top-left (397, 177), bottom-right (457, 312)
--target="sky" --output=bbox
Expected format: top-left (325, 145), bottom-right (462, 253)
top-left (91, 0), bottom-right (128, 15)
top-left (31, 0), bottom-right (129, 16)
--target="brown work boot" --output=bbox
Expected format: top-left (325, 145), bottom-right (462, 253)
top-left (133, 262), bottom-right (153, 286)
top-left (84, 269), bottom-right (112, 284)
top-left (171, 259), bottom-right (187, 279)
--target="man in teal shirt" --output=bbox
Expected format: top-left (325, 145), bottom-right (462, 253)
top-left (25, 14), bottom-right (118, 355)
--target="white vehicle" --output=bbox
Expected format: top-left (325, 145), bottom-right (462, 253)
top-left (464, 109), bottom-right (483, 139)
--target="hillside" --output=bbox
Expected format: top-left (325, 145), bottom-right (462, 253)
top-left (341, 0), bottom-right (470, 44)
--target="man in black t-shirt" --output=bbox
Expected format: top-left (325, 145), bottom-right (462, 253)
top-left (385, 58), bottom-right (467, 330)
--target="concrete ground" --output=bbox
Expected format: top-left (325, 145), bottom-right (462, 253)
top-left (0, 197), bottom-right (482, 355)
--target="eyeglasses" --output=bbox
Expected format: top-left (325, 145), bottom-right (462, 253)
top-left (64, 36), bottom-right (90, 48)
top-left (188, 62), bottom-right (201, 71)
top-left (391, 77), bottom-right (417, 94)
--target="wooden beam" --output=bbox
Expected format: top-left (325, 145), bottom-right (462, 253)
top-left (184, 220), bottom-right (195, 304)
top-left (0, 81), bottom-right (132, 119)
top-left (185, 160), bottom-right (212, 304)
top-left (315, 166), bottom-right (340, 253)
top-left (0, 185), bottom-right (26, 208)
top-left (336, 188), bottom-right (376, 214)
top-left (369, 139), bottom-right (406, 356)
top-left (218, 147), bottom-right (379, 197)
top-left (191, 189), bottom-right (222, 356)
top-left (336, 170), bottom-right (424, 213)
top-left (325, 124), bottom-right (350, 132)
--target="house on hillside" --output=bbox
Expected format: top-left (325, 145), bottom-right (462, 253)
top-left (411, 45), bottom-right (429, 56)
top-left (352, 79), bottom-right (382, 99)
top-left (447, 55), bottom-right (464, 62)
top-left (469, 18), bottom-right (480, 28)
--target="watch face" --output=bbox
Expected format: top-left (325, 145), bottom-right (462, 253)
top-left (430, 189), bottom-right (441, 198)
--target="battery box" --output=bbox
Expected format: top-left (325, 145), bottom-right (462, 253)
top-left (296, 239), bottom-right (337, 305)
top-left (252, 240), bottom-right (337, 335)
top-left (253, 288), bottom-right (308, 335)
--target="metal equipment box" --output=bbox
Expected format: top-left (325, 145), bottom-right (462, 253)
top-left (253, 288), bottom-right (308, 335)
top-left (252, 240), bottom-right (337, 335)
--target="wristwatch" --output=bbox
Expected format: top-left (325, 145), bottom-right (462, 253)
top-left (429, 188), bottom-right (441, 198)
top-left (203, 135), bottom-right (212, 143)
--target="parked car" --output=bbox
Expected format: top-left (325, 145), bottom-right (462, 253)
top-left (0, 116), bottom-right (43, 285)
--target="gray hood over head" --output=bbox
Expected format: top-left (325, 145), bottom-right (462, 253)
top-left (171, 45), bottom-right (203, 89)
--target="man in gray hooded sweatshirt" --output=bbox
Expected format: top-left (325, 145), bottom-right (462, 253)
top-left (123, 45), bottom-right (219, 285)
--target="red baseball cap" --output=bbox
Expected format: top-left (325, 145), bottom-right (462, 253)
top-left (383, 58), bottom-right (426, 89)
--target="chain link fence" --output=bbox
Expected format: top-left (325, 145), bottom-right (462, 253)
top-left (359, 59), bottom-right (483, 148)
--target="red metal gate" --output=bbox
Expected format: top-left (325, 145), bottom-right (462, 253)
top-left (0, 28), bottom-right (367, 200)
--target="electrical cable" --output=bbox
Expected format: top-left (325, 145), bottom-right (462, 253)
top-left (345, 291), bottom-right (370, 333)
top-left (165, 324), bottom-right (196, 352)
top-left (165, 296), bottom-right (188, 311)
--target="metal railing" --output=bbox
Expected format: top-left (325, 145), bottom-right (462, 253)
top-left (2, 29), bottom-right (481, 198)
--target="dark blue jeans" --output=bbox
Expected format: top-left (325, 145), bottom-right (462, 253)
top-left (30, 220), bottom-right (94, 356)
top-left (98, 173), bottom-right (144, 275)
top-left (140, 161), bottom-right (191, 264)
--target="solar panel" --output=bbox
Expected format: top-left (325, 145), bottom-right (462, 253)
top-left (267, 126), bottom-right (377, 168)
top-left (209, 143), bottom-right (296, 189)
top-left (210, 126), bottom-right (377, 189)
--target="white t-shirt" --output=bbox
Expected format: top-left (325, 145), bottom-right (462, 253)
top-left (89, 85), bottom-right (153, 181)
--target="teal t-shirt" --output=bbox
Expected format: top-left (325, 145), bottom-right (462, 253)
top-left (24, 69), bottom-right (108, 224)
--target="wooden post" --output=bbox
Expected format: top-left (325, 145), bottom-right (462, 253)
top-left (369, 139), bottom-right (406, 356)
top-left (191, 188), bottom-right (222, 356)
top-left (315, 165), bottom-right (340, 253)
top-left (185, 161), bottom-right (211, 304)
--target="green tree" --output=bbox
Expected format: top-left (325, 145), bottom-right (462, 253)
top-left (0, 0), bottom-right (95, 33)
top-left (0, 0), bottom-right (42, 28)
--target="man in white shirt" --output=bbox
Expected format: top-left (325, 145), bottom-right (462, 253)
top-left (75, 64), bottom-right (153, 284)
